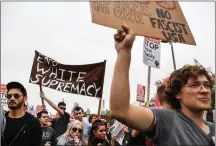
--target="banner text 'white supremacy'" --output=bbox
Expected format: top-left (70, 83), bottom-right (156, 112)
top-left (29, 51), bottom-right (106, 98)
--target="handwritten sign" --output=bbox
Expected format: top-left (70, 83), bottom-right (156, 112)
top-left (90, 1), bottom-right (196, 45)
top-left (29, 51), bottom-right (106, 98)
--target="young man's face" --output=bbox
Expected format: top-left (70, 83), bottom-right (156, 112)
top-left (90, 116), bottom-right (98, 124)
top-left (74, 109), bottom-right (83, 121)
top-left (58, 105), bottom-right (66, 112)
top-left (7, 89), bottom-right (26, 110)
top-left (177, 75), bottom-right (211, 111)
top-left (40, 113), bottom-right (49, 125)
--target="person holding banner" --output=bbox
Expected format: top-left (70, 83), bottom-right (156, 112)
top-left (40, 93), bottom-right (70, 138)
top-left (110, 23), bottom-right (215, 145)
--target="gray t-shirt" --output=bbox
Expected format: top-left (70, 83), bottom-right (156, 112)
top-left (145, 108), bottom-right (215, 146)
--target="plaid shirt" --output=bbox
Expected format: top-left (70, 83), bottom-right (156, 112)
top-left (146, 137), bottom-right (155, 146)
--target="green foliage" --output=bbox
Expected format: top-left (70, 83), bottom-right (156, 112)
top-left (105, 110), bottom-right (112, 123)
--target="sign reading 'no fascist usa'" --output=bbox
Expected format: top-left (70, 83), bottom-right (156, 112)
top-left (90, 1), bottom-right (196, 45)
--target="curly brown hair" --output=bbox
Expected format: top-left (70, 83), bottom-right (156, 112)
top-left (165, 65), bottom-right (214, 110)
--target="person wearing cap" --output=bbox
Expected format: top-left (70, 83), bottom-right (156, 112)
top-left (40, 93), bottom-right (70, 138)
top-left (1, 81), bottom-right (42, 146)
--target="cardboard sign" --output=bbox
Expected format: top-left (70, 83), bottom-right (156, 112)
top-left (90, 1), bottom-right (196, 45)
top-left (143, 37), bottom-right (161, 69)
top-left (29, 51), bottom-right (106, 98)
top-left (136, 84), bottom-right (145, 103)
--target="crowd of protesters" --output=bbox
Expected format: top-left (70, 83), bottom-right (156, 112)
top-left (1, 23), bottom-right (215, 146)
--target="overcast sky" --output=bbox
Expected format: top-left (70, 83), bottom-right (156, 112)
top-left (1, 2), bottom-right (215, 114)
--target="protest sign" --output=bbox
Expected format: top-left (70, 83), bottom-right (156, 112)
top-left (29, 51), bottom-right (106, 98)
top-left (143, 37), bottom-right (161, 69)
top-left (109, 120), bottom-right (123, 137)
top-left (136, 84), bottom-right (145, 103)
top-left (90, 1), bottom-right (196, 45)
top-left (116, 130), bottom-right (125, 145)
top-left (1, 84), bottom-right (8, 110)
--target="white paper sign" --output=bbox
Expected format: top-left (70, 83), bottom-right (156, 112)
top-left (109, 120), bottom-right (123, 137)
top-left (143, 37), bottom-right (161, 69)
top-left (116, 130), bottom-right (125, 145)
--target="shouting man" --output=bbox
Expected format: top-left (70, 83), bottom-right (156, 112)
top-left (110, 23), bottom-right (215, 145)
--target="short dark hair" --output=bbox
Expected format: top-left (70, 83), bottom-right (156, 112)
top-left (37, 110), bottom-right (48, 119)
top-left (58, 102), bottom-right (66, 107)
top-left (7, 82), bottom-right (27, 96)
top-left (157, 84), bottom-right (166, 105)
top-left (166, 65), bottom-right (214, 110)
top-left (73, 106), bottom-right (83, 113)
top-left (88, 114), bottom-right (97, 123)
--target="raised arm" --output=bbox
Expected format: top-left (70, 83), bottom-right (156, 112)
top-left (110, 23), bottom-right (156, 132)
top-left (40, 92), bottom-right (64, 116)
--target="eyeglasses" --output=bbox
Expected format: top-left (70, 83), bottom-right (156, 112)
top-left (6, 93), bottom-right (23, 100)
top-left (72, 128), bottom-right (83, 133)
top-left (186, 82), bottom-right (211, 92)
top-left (59, 107), bottom-right (66, 110)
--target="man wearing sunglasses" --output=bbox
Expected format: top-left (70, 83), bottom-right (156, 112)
top-left (110, 23), bottom-right (215, 145)
top-left (40, 93), bottom-right (70, 138)
top-left (1, 82), bottom-right (42, 146)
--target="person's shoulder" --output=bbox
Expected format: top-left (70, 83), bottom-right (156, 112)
top-left (25, 112), bottom-right (40, 124)
top-left (149, 107), bottom-right (175, 114)
top-left (47, 127), bottom-right (55, 132)
top-left (205, 121), bottom-right (215, 128)
top-left (63, 111), bottom-right (70, 117)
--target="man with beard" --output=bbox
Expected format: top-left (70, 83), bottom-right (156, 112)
top-left (37, 110), bottom-right (56, 146)
top-left (1, 82), bottom-right (42, 146)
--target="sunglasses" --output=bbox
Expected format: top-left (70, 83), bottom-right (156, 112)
top-left (6, 93), bottom-right (23, 100)
top-left (59, 107), bottom-right (66, 110)
top-left (72, 128), bottom-right (83, 133)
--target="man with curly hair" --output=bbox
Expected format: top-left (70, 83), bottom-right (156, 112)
top-left (110, 23), bottom-right (215, 145)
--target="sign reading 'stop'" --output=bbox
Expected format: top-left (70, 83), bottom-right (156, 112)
top-left (90, 1), bottom-right (196, 45)
top-left (29, 51), bottom-right (106, 98)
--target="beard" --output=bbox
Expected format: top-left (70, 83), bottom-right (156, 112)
top-left (8, 100), bottom-right (24, 110)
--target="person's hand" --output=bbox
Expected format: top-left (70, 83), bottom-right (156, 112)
top-left (45, 122), bottom-right (52, 127)
top-left (40, 92), bottom-right (46, 99)
top-left (74, 136), bottom-right (80, 145)
top-left (114, 23), bottom-right (135, 53)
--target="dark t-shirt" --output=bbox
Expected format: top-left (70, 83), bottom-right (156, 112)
top-left (129, 129), bottom-right (146, 146)
top-left (145, 108), bottom-right (215, 145)
top-left (51, 112), bottom-right (70, 137)
top-left (1, 112), bottom-right (42, 146)
top-left (41, 127), bottom-right (56, 146)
